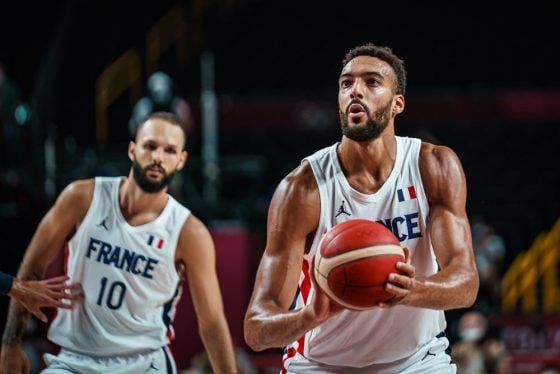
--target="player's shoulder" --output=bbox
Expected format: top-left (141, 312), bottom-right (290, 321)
top-left (53, 178), bottom-right (95, 213)
top-left (418, 140), bottom-right (466, 199)
top-left (180, 213), bottom-right (211, 240)
top-left (278, 160), bottom-right (319, 198)
top-left (419, 140), bottom-right (462, 172)
top-left (61, 178), bottom-right (96, 200)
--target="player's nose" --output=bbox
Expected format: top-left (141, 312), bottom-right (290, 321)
top-left (349, 80), bottom-right (365, 99)
top-left (151, 147), bottom-right (164, 161)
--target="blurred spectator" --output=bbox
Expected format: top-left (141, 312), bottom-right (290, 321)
top-left (452, 311), bottom-right (487, 374)
top-left (129, 70), bottom-right (194, 138)
top-left (452, 311), bottom-right (511, 374)
top-left (471, 217), bottom-right (506, 310)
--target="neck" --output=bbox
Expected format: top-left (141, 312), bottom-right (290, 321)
top-left (339, 133), bottom-right (396, 172)
top-left (119, 176), bottom-right (168, 221)
top-left (337, 133), bottom-right (397, 194)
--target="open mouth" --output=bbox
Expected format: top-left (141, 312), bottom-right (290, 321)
top-left (347, 103), bottom-right (366, 121)
top-left (348, 103), bottom-right (365, 114)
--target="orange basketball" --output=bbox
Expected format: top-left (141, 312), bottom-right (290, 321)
top-left (314, 219), bottom-right (405, 311)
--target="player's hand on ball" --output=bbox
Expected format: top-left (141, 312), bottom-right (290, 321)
top-left (309, 256), bottom-right (344, 322)
top-left (379, 247), bottom-right (415, 307)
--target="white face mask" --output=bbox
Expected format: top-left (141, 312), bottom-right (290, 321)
top-left (459, 327), bottom-right (485, 342)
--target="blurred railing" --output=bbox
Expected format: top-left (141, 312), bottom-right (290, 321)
top-left (94, 3), bottom-right (189, 146)
top-left (146, 3), bottom-right (188, 76)
top-left (502, 218), bottom-right (560, 313)
top-left (95, 49), bottom-right (142, 145)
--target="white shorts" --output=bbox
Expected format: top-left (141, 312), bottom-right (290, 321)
top-left (42, 347), bottom-right (177, 374)
top-left (283, 333), bottom-right (456, 374)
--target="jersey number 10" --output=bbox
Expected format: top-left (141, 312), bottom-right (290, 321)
top-left (97, 277), bottom-right (126, 310)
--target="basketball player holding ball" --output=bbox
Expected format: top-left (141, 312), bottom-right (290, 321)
top-left (244, 43), bottom-right (479, 373)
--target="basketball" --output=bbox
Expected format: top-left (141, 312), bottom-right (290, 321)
top-left (313, 219), bottom-right (405, 311)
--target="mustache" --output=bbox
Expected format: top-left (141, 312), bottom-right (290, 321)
top-left (345, 98), bottom-right (370, 115)
top-left (146, 164), bottom-right (166, 173)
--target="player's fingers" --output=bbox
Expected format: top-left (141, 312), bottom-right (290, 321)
top-left (56, 300), bottom-right (74, 309)
top-left (65, 283), bottom-right (84, 293)
top-left (47, 288), bottom-right (82, 301)
top-left (402, 247), bottom-right (411, 263)
top-left (395, 262), bottom-right (415, 277)
top-left (46, 295), bottom-right (74, 308)
top-left (387, 273), bottom-right (411, 288)
top-left (60, 292), bottom-right (83, 301)
top-left (44, 275), bottom-right (70, 284)
top-left (31, 309), bottom-right (48, 323)
top-left (48, 283), bottom-right (84, 296)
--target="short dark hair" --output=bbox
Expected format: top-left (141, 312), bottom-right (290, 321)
top-left (135, 111), bottom-right (187, 145)
top-left (342, 43), bottom-right (407, 95)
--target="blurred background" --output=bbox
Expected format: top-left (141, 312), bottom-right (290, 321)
top-left (1, 0), bottom-right (559, 373)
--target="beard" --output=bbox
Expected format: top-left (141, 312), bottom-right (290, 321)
top-left (339, 99), bottom-right (392, 141)
top-left (132, 159), bottom-right (176, 193)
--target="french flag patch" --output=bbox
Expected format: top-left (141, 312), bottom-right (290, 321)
top-left (397, 186), bottom-right (417, 202)
top-left (147, 235), bottom-right (164, 250)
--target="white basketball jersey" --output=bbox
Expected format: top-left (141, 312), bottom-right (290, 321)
top-left (48, 177), bottom-right (191, 356)
top-left (284, 136), bottom-right (446, 367)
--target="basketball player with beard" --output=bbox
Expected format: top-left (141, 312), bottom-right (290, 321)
top-left (244, 43), bottom-right (479, 373)
top-left (1, 112), bottom-right (237, 373)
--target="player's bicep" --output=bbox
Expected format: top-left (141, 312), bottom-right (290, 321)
top-left (178, 216), bottom-right (225, 321)
top-left (428, 204), bottom-right (473, 269)
top-left (421, 145), bottom-right (474, 268)
top-left (251, 167), bottom-right (319, 310)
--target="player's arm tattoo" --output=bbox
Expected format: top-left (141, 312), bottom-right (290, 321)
top-left (2, 304), bottom-right (28, 346)
top-left (2, 272), bottom-right (41, 346)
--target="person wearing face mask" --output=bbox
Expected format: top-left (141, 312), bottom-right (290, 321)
top-left (452, 311), bottom-right (510, 374)
top-left (451, 311), bottom-right (487, 373)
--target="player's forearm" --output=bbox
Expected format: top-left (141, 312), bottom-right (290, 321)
top-left (406, 266), bottom-right (479, 310)
top-left (244, 306), bottom-right (317, 352)
top-left (2, 299), bottom-right (30, 347)
top-left (199, 322), bottom-right (237, 373)
top-left (2, 261), bottom-right (46, 346)
top-left (2, 272), bottom-right (40, 346)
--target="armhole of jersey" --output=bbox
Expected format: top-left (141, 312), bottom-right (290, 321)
top-left (67, 178), bottom-right (100, 244)
top-left (305, 157), bottom-right (327, 255)
top-left (410, 139), bottom-right (430, 223)
top-left (167, 202), bottom-right (192, 275)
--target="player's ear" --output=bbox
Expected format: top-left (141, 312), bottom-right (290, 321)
top-left (392, 94), bottom-right (405, 115)
top-left (128, 141), bottom-right (136, 161)
top-left (176, 150), bottom-right (188, 170)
